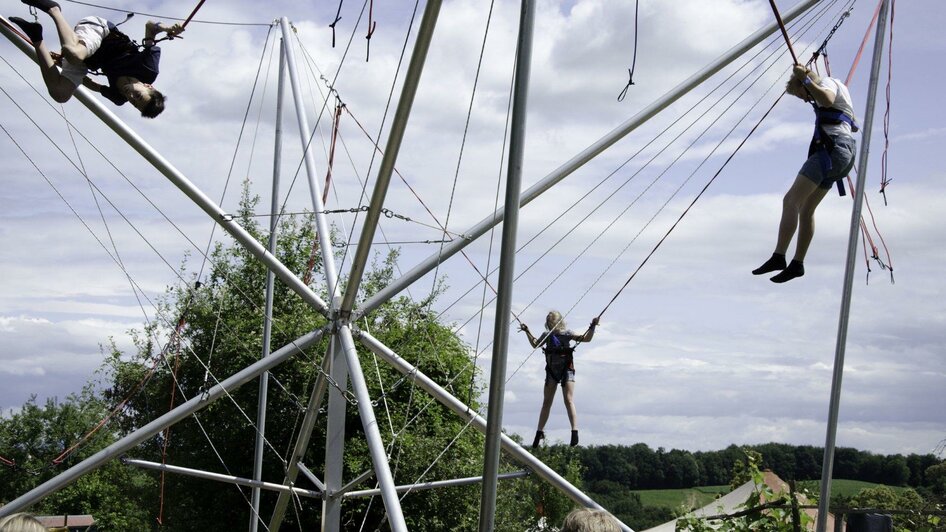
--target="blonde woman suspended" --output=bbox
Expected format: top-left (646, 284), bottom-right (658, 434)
top-left (519, 310), bottom-right (598, 448)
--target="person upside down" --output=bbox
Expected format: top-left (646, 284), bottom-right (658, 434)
top-left (753, 64), bottom-right (858, 283)
top-left (10, 0), bottom-right (183, 117)
top-left (520, 311), bottom-right (598, 448)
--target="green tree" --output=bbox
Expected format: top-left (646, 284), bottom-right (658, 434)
top-left (0, 390), bottom-right (154, 530)
top-left (99, 190), bottom-right (492, 530)
top-left (848, 485), bottom-right (944, 532)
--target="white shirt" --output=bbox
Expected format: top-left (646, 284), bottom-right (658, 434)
top-left (817, 77), bottom-right (856, 137)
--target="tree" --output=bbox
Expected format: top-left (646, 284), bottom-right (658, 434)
top-left (0, 389), bottom-right (154, 530)
top-left (99, 190), bottom-right (493, 530)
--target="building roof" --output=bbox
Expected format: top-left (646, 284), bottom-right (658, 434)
top-left (641, 471), bottom-right (835, 532)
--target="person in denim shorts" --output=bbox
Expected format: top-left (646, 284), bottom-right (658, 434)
top-left (520, 310), bottom-right (598, 448)
top-left (753, 65), bottom-right (857, 283)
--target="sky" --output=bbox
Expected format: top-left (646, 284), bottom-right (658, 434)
top-left (1, 0), bottom-right (944, 481)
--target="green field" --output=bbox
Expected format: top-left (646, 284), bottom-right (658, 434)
top-left (633, 480), bottom-right (904, 511)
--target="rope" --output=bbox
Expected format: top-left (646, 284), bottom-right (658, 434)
top-left (61, 0), bottom-right (270, 27)
top-left (329, 0), bottom-right (344, 47)
top-left (596, 94), bottom-right (786, 319)
top-left (181, 0), bottom-right (207, 28)
top-left (617, 0), bottom-right (640, 102)
top-left (879, 0), bottom-right (895, 202)
top-left (768, 0), bottom-right (801, 64)
top-left (366, 0), bottom-right (377, 61)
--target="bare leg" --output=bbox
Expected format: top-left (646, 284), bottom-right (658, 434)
top-left (793, 186), bottom-right (829, 262)
top-left (45, 7), bottom-right (88, 63)
top-left (562, 381), bottom-right (577, 431)
top-left (31, 38), bottom-right (75, 102)
top-left (536, 381), bottom-right (557, 432)
top-left (775, 174), bottom-right (821, 254)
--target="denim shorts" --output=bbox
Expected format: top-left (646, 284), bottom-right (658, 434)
top-left (800, 134), bottom-right (857, 190)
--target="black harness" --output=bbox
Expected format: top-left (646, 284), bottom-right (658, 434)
top-left (809, 106), bottom-right (859, 196)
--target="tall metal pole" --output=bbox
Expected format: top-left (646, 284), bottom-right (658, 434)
top-left (478, 0), bottom-right (535, 529)
top-left (337, 326), bottom-right (408, 531)
top-left (278, 18), bottom-right (342, 303)
top-left (354, 0), bottom-right (822, 320)
top-left (320, 336), bottom-right (349, 531)
top-left (0, 329), bottom-right (326, 516)
top-left (267, 350), bottom-right (332, 531)
top-left (357, 330), bottom-right (633, 532)
top-left (817, 1), bottom-right (889, 530)
top-left (338, 0), bottom-right (442, 316)
top-left (0, 17), bottom-right (331, 318)
top-left (250, 37), bottom-right (287, 532)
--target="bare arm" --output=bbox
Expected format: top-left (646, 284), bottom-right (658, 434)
top-left (143, 20), bottom-right (185, 45)
top-left (518, 324), bottom-right (545, 349)
top-left (81, 77), bottom-right (103, 93)
top-left (793, 65), bottom-right (836, 108)
top-left (574, 317), bottom-right (599, 343)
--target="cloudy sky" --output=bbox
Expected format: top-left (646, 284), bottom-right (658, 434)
top-left (1, 0), bottom-right (943, 475)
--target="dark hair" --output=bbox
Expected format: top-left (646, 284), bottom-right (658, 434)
top-left (140, 89), bottom-right (166, 118)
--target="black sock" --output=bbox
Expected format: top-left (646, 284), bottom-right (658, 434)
top-left (770, 260), bottom-right (805, 283)
top-left (752, 253), bottom-right (787, 275)
top-left (532, 430), bottom-right (544, 449)
top-left (570, 430), bottom-right (579, 447)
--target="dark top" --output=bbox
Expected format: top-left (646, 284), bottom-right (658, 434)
top-left (103, 46), bottom-right (161, 87)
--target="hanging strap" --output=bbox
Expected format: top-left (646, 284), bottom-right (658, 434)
top-left (617, 0), bottom-right (640, 102)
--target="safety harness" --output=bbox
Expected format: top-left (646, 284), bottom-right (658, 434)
top-left (809, 105), bottom-right (859, 196)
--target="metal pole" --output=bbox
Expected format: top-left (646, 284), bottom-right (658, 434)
top-left (337, 326), bottom-right (408, 532)
top-left (124, 459), bottom-right (322, 499)
top-left (339, 0), bottom-right (443, 315)
top-left (354, 0), bottom-right (822, 320)
top-left (250, 37), bottom-right (287, 532)
top-left (817, 1), bottom-right (889, 530)
top-left (267, 351), bottom-right (332, 531)
top-left (0, 16), bottom-right (331, 319)
top-left (278, 18), bottom-right (342, 303)
top-left (0, 328), bottom-right (326, 516)
top-left (320, 336), bottom-right (348, 532)
top-left (356, 330), bottom-right (634, 532)
top-left (479, 0), bottom-right (535, 529)
top-left (344, 471), bottom-right (530, 499)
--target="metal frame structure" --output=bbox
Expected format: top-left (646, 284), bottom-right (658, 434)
top-left (817, 0), bottom-right (891, 529)
top-left (0, 0), bottom-right (870, 530)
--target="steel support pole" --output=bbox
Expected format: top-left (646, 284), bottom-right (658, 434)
top-left (479, 0), bottom-right (535, 529)
top-left (338, 0), bottom-right (443, 315)
top-left (816, 1), bottom-right (889, 530)
top-left (0, 328), bottom-right (326, 516)
top-left (344, 471), bottom-right (530, 499)
top-left (337, 326), bottom-right (408, 531)
top-left (278, 17), bottom-right (342, 303)
top-left (0, 17), bottom-right (331, 318)
top-left (356, 330), bottom-right (633, 532)
top-left (124, 459), bottom-right (322, 500)
top-left (268, 351), bottom-right (332, 531)
top-left (250, 37), bottom-right (287, 532)
top-left (354, 0), bottom-right (822, 320)
top-left (319, 336), bottom-right (348, 531)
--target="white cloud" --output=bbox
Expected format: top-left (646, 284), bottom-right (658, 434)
top-left (2, 0), bottom-right (944, 463)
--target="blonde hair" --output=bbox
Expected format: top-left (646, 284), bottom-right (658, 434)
top-left (561, 508), bottom-right (621, 532)
top-left (545, 310), bottom-right (566, 333)
top-left (0, 513), bottom-right (47, 532)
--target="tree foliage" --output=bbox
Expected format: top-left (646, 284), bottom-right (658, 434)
top-left (0, 389), bottom-right (154, 530)
top-left (95, 191), bottom-right (501, 530)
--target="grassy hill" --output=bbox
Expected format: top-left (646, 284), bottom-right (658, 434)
top-left (633, 480), bottom-right (907, 511)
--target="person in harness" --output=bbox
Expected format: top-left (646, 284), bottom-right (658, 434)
top-left (519, 310), bottom-right (598, 448)
top-left (752, 64), bottom-right (857, 283)
top-left (9, 0), bottom-right (183, 118)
